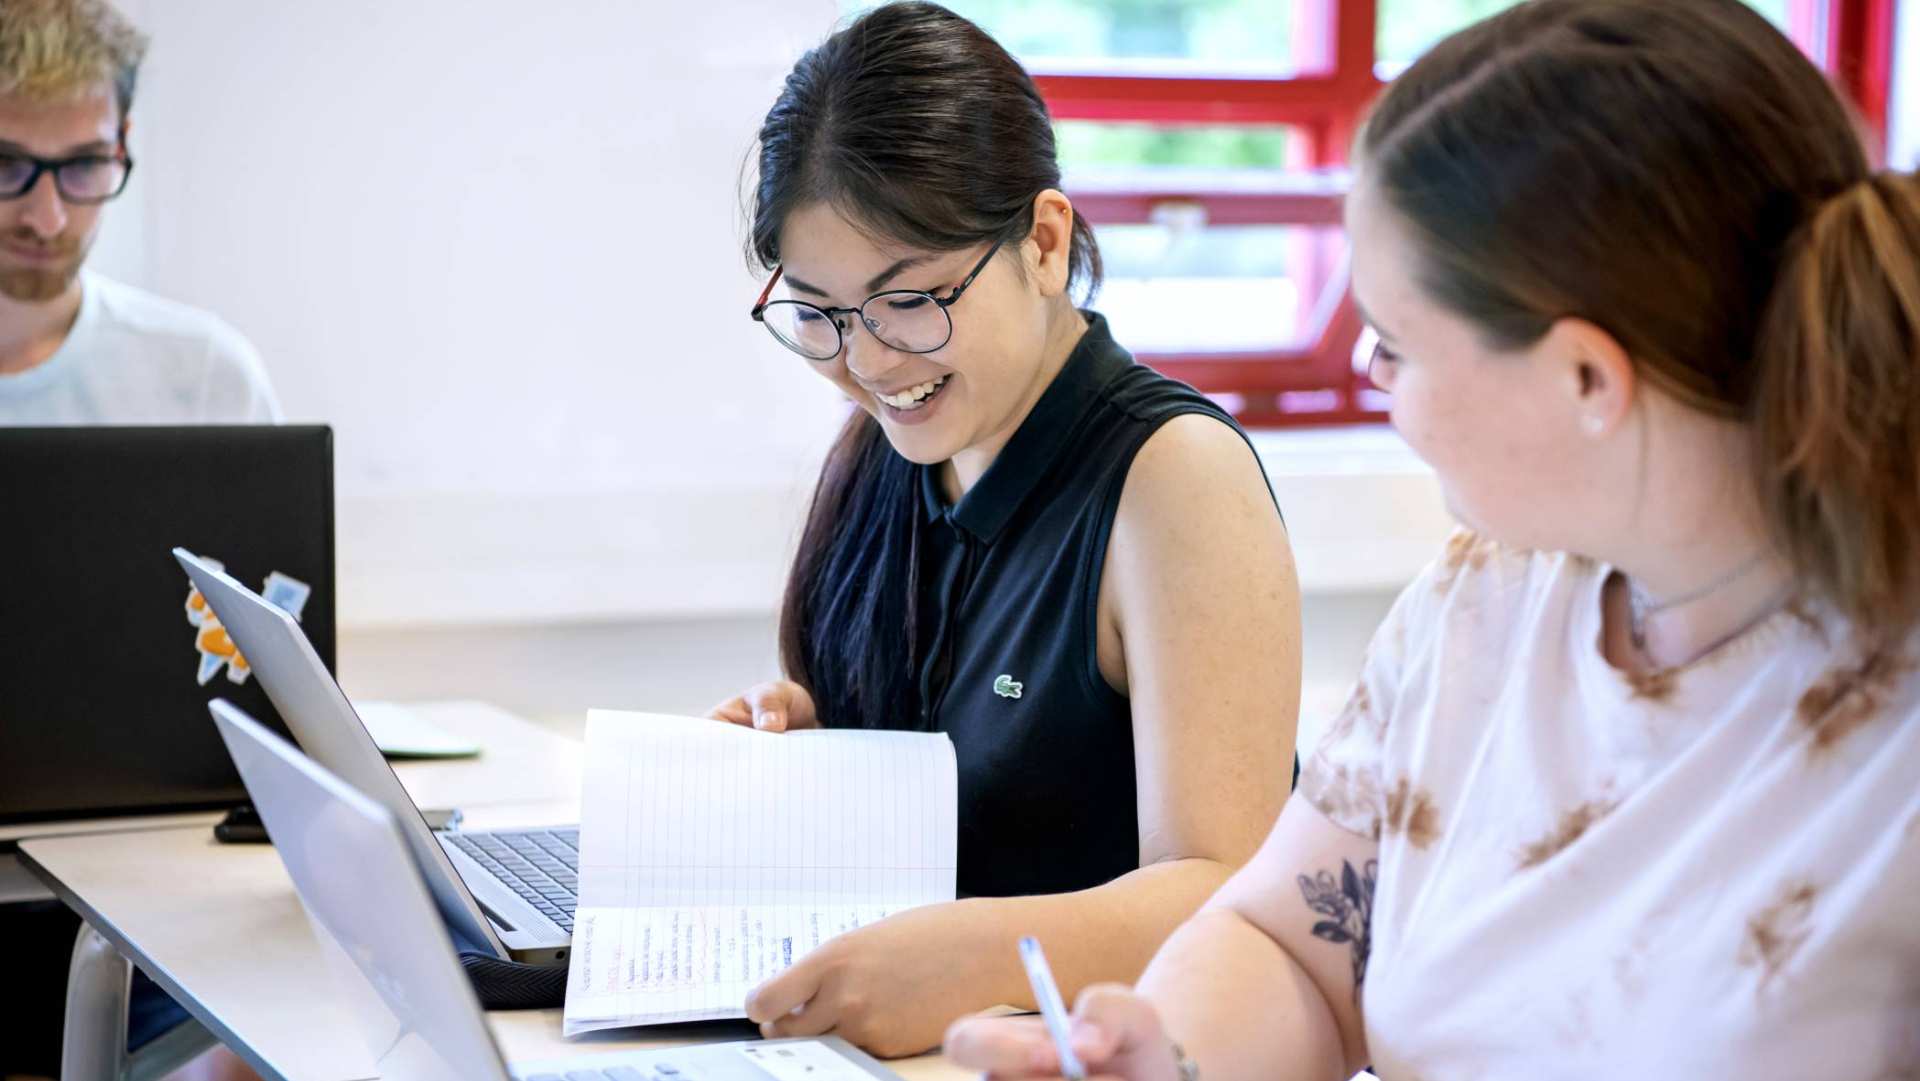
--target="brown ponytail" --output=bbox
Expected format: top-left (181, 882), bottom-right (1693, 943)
top-left (1754, 172), bottom-right (1920, 639)
top-left (1359, 0), bottom-right (1920, 639)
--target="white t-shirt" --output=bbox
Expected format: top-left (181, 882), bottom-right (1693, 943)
top-left (1300, 532), bottom-right (1920, 1079)
top-left (0, 271), bottom-right (280, 424)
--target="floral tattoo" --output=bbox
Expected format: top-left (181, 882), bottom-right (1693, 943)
top-left (1298, 858), bottom-right (1378, 999)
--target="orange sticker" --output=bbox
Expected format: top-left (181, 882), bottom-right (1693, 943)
top-left (182, 559), bottom-right (311, 687)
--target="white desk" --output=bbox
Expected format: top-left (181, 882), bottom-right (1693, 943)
top-left (3, 813), bottom-right (221, 905)
top-left (19, 704), bottom-right (966, 1081)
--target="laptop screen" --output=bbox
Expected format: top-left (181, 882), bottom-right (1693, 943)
top-left (0, 425), bottom-right (335, 826)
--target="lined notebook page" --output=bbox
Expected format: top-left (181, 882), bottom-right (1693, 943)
top-left (563, 710), bottom-right (958, 1035)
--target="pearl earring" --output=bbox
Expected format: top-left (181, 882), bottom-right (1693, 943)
top-left (1583, 415), bottom-right (1604, 435)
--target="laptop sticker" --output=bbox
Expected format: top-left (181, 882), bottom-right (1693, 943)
top-left (182, 559), bottom-right (312, 686)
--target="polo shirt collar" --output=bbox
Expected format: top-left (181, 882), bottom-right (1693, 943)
top-left (919, 311), bottom-right (1130, 543)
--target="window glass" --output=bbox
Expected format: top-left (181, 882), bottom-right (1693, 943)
top-left (1378, 0), bottom-right (1801, 74)
top-left (1890, 0), bottom-right (1919, 169)
top-left (1096, 222), bottom-right (1343, 355)
top-left (1055, 121), bottom-right (1293, 172)
top-left (844, 0), bottom-right (1300, 76)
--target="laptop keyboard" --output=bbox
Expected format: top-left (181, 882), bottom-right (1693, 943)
top-left (445, 828), bottom-right (580, 932)
top-left (520, 1068), bottom-right (689, 1081)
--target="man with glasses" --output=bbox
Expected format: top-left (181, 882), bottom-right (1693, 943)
top-left (3, 4), bottom-right (276, 1080)
top-left (0, 0), bottom-right (278, 425)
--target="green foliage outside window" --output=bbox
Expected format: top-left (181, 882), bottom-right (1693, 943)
top-left (897, 0), bottom-right (1298, 67)
top-left (1055, 122), bottom-right (1293, 171)
top-left (840, 0), bottom-right (1798, 171)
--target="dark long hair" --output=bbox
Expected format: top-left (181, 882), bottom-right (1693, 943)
top-left (749, 2), bottom-right (1101, 729)
top-left (1361, 0), bottom-right (1920, 640)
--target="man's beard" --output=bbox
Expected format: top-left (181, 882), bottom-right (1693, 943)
top-left (0, 227), bottom-right (87, 302)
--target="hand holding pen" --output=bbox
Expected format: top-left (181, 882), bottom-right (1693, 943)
top-left (1020, 937), bottom-right (1087, 1079)
top-left (943, 938), bottom-right (1186, 1081)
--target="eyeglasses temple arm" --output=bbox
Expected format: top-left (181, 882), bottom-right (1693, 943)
top-left (750, 266), bottom-right (784, 318)
top-left (939, 238), bottom-right (1004, 304)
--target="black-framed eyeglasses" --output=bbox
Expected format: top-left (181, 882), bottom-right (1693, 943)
top-left (749, 239), bottom-right (1005, 361)
top-left (0, 146), bottom-right (135, 205)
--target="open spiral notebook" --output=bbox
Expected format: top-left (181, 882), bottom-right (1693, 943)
top-left (563, 711), bottom-right (958, 1036)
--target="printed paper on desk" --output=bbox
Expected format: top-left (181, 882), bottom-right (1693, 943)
top-left (562, 710), bottom-right (958, 1035)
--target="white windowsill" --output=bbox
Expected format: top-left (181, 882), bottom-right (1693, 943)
top-left (336, 427), bottom-right (1447, 632)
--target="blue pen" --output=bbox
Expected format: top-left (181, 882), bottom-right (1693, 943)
top-left (1018, 936), bottom-right (1086, 1081)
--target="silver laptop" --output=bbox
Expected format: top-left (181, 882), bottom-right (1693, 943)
top-left (176, 547), bottom-right (574, 964)
top-left (208, 698), bottom-right (903, 1081)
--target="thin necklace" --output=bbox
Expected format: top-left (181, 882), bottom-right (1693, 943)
top-left (1626, 551), bottom-right (1767, 651)
top-left (1641, 582), bottom-right (1796, 672)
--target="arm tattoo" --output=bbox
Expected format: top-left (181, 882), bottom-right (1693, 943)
top-left (1297, 858), bottom-right (1378, 1001)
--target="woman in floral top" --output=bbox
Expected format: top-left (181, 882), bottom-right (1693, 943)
top-left (946, 0), bottom-right (1920, 1077)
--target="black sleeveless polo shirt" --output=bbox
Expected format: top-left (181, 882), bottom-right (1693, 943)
top-left (910, 312), bottom-right (1282, 898)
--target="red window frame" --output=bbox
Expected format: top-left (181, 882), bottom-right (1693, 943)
top-left (1037, 0), bottom-right (1899, 428)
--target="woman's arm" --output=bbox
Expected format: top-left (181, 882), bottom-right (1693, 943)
top-left (947, 797), bottom-right (1381, 1081)
top-left (750, 414), bottom-right (1304, 1057)
top-left (746, 856), bottom-right (1241, 1056)
top-left (1100, 412), bottom-right (1302, 870)
top-left (1140, 795), bottom-right (1379, 1079)
top-left (946, 416), bottom-right (1372, 1077)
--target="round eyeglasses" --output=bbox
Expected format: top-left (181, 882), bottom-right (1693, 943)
top-left (0, 148), bottom-right (135, 206)
top-left (748, 239), bottom-right (1004, 361)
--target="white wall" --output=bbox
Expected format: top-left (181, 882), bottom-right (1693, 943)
top-left (91, 1), bottom-right (1451, 633)
top-left (333, 592), bottom-right (1398, 760)
top-left (84, 2), bottom-right (1451, 750)
top-left (101, 1), bottom-right (851, 624)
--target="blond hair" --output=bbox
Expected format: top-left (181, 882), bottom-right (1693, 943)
top-left (0, 0), bottom-right (149, 116)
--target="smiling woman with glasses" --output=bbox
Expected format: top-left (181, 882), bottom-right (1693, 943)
top-left (751, 237), bottom-right (1003, 360)
top-left (701, 0), bottom-right (1303, 1061)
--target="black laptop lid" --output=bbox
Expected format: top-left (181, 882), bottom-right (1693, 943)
top-left (0, 425), bottom-right (335, 825)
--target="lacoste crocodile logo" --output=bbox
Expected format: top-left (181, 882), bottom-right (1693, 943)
top-left (993, 674), bottom-right (1023, 700)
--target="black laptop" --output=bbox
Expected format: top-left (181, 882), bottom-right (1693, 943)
top-left (0, 425), bottom-right (334, 826)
